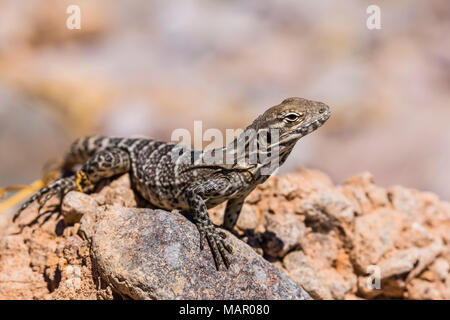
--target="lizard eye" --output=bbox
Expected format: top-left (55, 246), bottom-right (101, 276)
top-left (285, 112), bottom-right (301, 123)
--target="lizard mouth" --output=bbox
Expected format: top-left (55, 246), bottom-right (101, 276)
top-left (295, 115), bottom-right (329, 136)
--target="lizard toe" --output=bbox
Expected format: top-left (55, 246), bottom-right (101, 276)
top-left (217, 239), bottom-right (232, 269)
top-left (205, 231), bottom-right (222, 270)
top-left (198, 227), bottom-right (207, 251)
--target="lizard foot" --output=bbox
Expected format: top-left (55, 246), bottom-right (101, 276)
top-left (13, 176), bottom-right (76, 223)
top-left (197, 223), bottom-right (233, 270)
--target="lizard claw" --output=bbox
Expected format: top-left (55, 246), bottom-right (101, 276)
top-left (217, 229), bottom-right (227, 239)
top-left (197, 223), bottom-right (233, 270)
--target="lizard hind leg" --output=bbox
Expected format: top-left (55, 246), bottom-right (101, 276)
top-left (78, 148), bottom-right (131, 186)
top-left (13, 148), bottom-right (131, 224)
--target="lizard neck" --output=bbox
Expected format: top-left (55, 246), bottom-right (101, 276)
top-left (201, 125), bottom-right (295, 178)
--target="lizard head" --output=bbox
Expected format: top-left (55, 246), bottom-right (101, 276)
top-left (250, 97), bottom-right (331, 146)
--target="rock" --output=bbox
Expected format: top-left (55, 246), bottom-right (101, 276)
top-left (299, 232), bottom-right (340, 268)
top-left (0, 235), bottom-right (48, 299)
top-left (262, 213), bottom-right (305, 258)
top-left (96, 174), bottom-right (138, 208)
top-left (295, 232), bottom-right (356, 299)
top-left (277, 174), bottom-right (300, 200)
top-left (80, 207), bottom-right (311, 300)
top-left (282, 251), bottom-right (332, 300)
top-left (351, 208), bottom-right (409, 271)
top-left (297, 189), bottom-right (355, 231)
top-left (61, 191), bottom-right (99, 225)
top-left (288, 168), bottom-right (334, 197)
top-left (321, 268), bottom-right (356, 299)
top-left (235, 204), bottom-right (260, 230)
top-left (406, 279), bottom-right (446, 300)
top-left (1, 168), bottom-right (449, 300)
top-left (406, 237), bottom-right (443, 281)
top-left (431, 258), bottom-right (449, 281)
top-left (0, 207), bottom-right (107, 300)
top-left (388, 186), bottom-right (420, 221)
top-left (376, 248), bottom-right (422, 279)
top-left (342, 172), bottom-right (389, 215)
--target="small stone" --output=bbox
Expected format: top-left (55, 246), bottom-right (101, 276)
top-left (367, 186), bottom-right (389, 208)
top-left (351, 208), bottom-right (408, 271)
top-left (90, 194), bottom-right (106, 206)
top-left (432, 258), bottom-right (449, 281)
top-left (246, 191), bottom-right (261, 204)
top-left (277, 174), bottom-right (299, 200)
top-left (407, 279), bottom-right (443, 300)
top-left (283, 251), bottom-right (332, 300)
top-left (297, 189), bottom-right (355, 230)
top-left (299, 232), bottom-right (339, 268)
top-left (100, 186), bottom-right (137, 208)
top-left (388, 186), bottom-right (419, 220)
top-left (321, 269), bottom-right (356, 299)
top-left (61, 192), bottom-right (98, 225)
top-left (236, 205), bottom-right (259, 230)
top-left (46, 254), bottom-right (59, 267)
top-left (263, 214), bottom-right (305, 258)
top-left (377, 248), bottom-right (420, 279)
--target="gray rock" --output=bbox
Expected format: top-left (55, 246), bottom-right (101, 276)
top-left (80, 206), bottom-right (311, 300)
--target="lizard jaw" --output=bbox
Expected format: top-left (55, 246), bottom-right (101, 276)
top-left (295, 113), bottom-right (330, 136)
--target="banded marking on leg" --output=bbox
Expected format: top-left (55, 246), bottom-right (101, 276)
top-left (13, 176), bottom-right (76, 222)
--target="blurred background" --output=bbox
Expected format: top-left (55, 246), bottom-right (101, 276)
top-left (0, 0), bottom-right (449, 199)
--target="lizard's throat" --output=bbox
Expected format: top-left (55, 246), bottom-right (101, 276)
top-left (202, 128), bottom-right (296, 173)
top-left (225, 137), bottom-right (295, 172)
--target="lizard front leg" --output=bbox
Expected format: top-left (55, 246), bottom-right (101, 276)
top-left (185, 179), bottom-right (234, 270)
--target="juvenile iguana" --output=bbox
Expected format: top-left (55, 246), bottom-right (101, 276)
top-left (13, 97), bottom-right (330, 270)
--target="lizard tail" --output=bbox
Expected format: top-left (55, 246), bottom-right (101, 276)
top-left (0, 182), bottom-right (44, 215)
top-left (12, 176), bottom-right (76, 222)
top-left (0, 159), bottom-right (63, 216)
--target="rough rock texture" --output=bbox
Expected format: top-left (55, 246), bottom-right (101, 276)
top-left (0, 169), bottom-right (449, 300)
top-left (80, 206), bottom-right (310, 299)
top-left (210, 169), bottom-right (450, 299)
top-left (0, 202), bottom-right (114, 300)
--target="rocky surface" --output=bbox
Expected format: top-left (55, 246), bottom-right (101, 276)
top-left (80, 206), bottom-right (310, 299)
top-left (0, 170), bottom-right (449, 300)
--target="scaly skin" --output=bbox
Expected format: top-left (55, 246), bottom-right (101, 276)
top-left (13, 97), bottom-right (331, 270)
